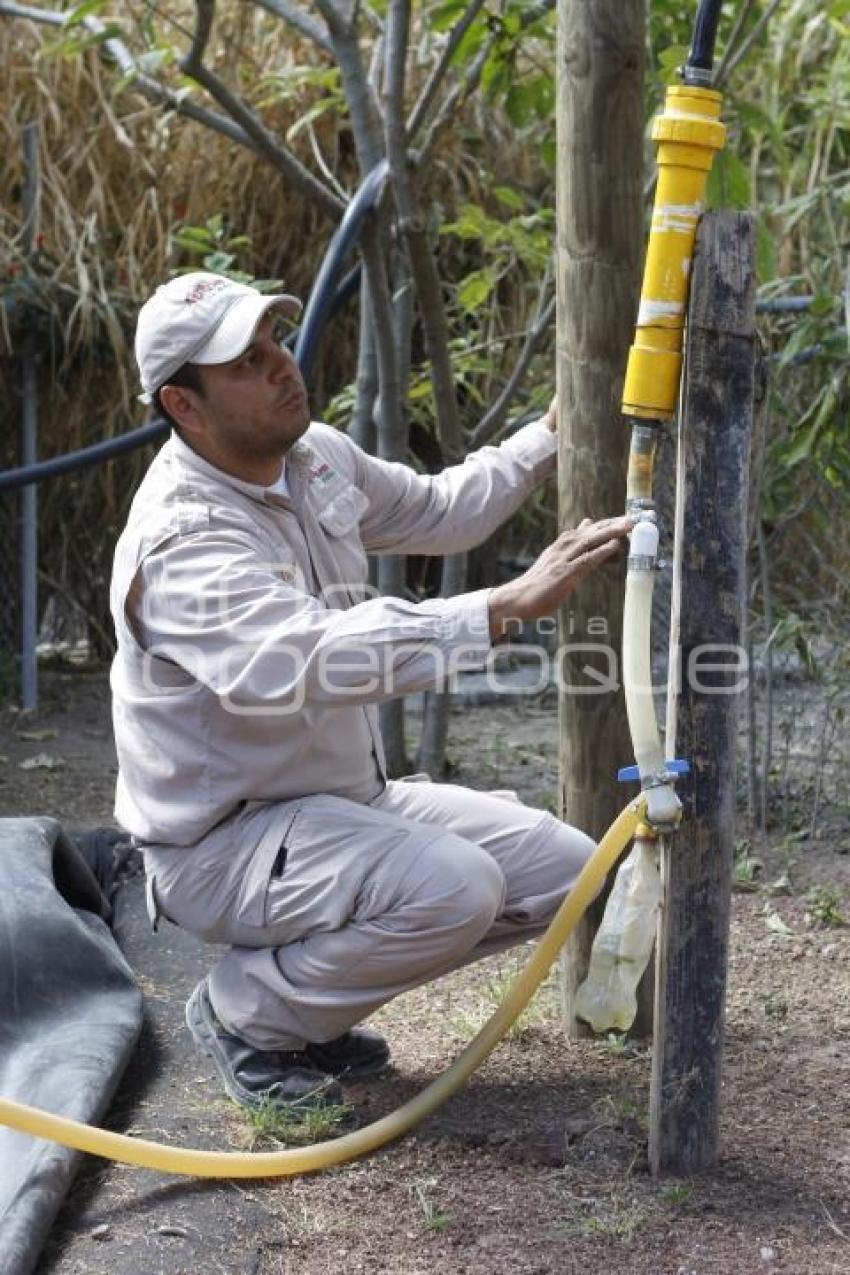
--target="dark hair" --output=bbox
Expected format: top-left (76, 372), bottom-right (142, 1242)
top-left (153, 362), bottom-right (205, 430)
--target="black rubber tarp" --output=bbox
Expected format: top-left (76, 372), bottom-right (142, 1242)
top-left (0, 818), bottom-right (143, 1275)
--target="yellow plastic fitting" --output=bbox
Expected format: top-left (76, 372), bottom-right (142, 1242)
top-left (622, 84), bottom-right (726, 420)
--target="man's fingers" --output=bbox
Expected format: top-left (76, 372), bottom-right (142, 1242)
top-left (568, 538), bottom-right (621, 578)
top-left (583, 515), bottom-right (633, 536)
top-left (558, 518), bottom-right (632, 556)
top-left (576, 538), bottom-right (622, 567)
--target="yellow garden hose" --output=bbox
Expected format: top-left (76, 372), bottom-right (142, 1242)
top-left (0, 799), bottom-right (643, 1179)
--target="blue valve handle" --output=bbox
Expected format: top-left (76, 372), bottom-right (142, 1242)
top-left (617, 759), bottom-right (691, 783)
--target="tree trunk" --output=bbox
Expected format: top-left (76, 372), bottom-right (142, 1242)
top-left (555, 0), bottom-right (644, 1033)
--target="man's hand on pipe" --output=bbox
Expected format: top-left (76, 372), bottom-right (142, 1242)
top-left (488, 516), bottom-right (634, 641)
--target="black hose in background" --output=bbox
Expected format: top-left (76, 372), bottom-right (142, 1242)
top-left (687, 0), bottom-right (724, 73)
top-left (293, 159), bottom-right (388, 379)
top-left (0, 420), bottom-right (170, 493)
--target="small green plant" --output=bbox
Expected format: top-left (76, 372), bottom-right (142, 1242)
top-left (412, 1180), bottom-right (451, 1234)
top-left (660, 1181), bottom-right (693, 1207)
top-left (581, 1200), bottom-right (648, 1242)
top-left (243, 1096), bottom-right (352, 1148)
top-left (594, 1089), bottom-right (649, 1136)
top-left (558, 1191), bottom-right (650, 1243)
top-left (733, 839), bottom-right (764, 891)
top-left (447, 961), bottom-right (557, 1043)
top-left (761, 991), bottom-right (789, 1023)
top-left (600, 1032), bottom-right (648, 1059)
top-left (806, 884), bottom-right (846, 928)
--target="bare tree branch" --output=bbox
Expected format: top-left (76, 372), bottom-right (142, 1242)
top-left (1, 0), bottom-right (345, 219)
top-left (712, 0), bottom-right (755, 84)
top-left (181, 0), bottom-right (344, 221)
top-left (313, 0), bottom-right (352, 39)
top-left (414, 0), bottom-right (554, 160)
top-left (0, 1), bottom-right (265, 150)
top-left (715, 0), bottom-right (782, 88)
top-left (414, 31), bottom-right (492, 166)
top-left (317, 5), bottom-right (384, 170)
top-left (385, 0), bottom-right (464, 461)
top-left (253, 0), bottom-right (332, 52)
top-left (405, 0), bottom-right (487, 142)
top-left (469, 284), bottom-right (556, 448)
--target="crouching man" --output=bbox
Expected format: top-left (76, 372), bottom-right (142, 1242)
top-left (110, 272), bottom-right (632, 1115)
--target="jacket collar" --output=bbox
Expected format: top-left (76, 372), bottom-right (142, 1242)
top-left (166, 429), bottom-right (314, 507)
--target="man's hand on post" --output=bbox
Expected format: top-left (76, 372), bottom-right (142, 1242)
top-left (544, 395), bottom-right (557, 433)
top-left (488, 515), bottom-right (634, 641)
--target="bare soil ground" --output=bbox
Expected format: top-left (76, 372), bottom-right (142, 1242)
top-left (1, 669), bottom-right (848, 1275)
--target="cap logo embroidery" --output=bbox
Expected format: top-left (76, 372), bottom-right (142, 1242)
top-left (184, 279), bottom-right (229, 305)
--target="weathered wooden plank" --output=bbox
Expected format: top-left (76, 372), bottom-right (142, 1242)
top-left (649, 211), bottom-right (757, 1174)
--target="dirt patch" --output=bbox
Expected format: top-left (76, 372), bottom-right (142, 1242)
top-left (1, 671), bottom-right (848, 1275)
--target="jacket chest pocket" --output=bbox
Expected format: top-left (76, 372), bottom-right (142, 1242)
top-left (313, 486), bottom-right (370, 607)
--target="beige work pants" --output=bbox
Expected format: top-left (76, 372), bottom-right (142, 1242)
top-left (144, 778), bottom-right (595, 1050)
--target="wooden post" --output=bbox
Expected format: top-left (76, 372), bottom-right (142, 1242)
top-left (555, 0), bottom-right (645, 1034)
top-left (649, 211), bottom-right (757, 1175)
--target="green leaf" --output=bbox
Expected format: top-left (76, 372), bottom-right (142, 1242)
top-left (765, 911), bottom-right (794, 937)
top-left (734, 100), bottom-right (784, 147)
top-left (441, 203), bottom-right (492, 241)
top-left (136, 46), bottom-right (175, 75)
top-left (430, 0), bottom-right (468, 33)
top-left (203, 250), bottom-right (236, 272)
top-left (809, 292), bottom-right (837, 317)
top-left (505, 76), bottom-right (554, 128)
top-left (42, 22), bottom-right (123, 57)
top-left (493, 186), bottom-right (525, 211)
top-left (705, 149), bottom-right (751, 211)
top-left (64, 0), bottom-right (108, 26)
top-left (174, 225), bottom-right (214, 244)
top-left (657, 44), bottom-right (689, 85)
top-left (457, 269), bottom-right (496, 313)
top-left (286, 95), bottom-right (344, 141)
top-left (481, 51), bottom-right (510, 99)
top-left (251, 278), bottom-right (287, 294)
top-left (454, 15), bottom-right (488, 63)
top-left (171, 233), bottom-right (212, 256)
top-left (756, 224), bottom-right (778, 283)
top-left (782, 381), bottom-right (837, 467)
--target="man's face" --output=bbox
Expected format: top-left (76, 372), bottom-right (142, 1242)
top-left (174, 312), bottom-right (310, 473)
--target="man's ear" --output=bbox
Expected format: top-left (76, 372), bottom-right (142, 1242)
top-left (159, 383), bottom-right (205, 436)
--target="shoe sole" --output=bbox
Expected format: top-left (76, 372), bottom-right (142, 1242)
top-left (185, 981), bottom-right (341, 1113)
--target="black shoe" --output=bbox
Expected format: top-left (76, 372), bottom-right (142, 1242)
top-left (185, 978), bottom-right (344, 1113)
top-left (305, 1027), bottom-right (390, 1080)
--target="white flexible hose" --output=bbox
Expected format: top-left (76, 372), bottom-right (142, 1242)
top-left (622, 518), bottom-right (682, 827)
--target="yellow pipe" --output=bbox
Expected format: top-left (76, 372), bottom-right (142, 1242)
top-left (622, 84), bottom-right (726, 420)
top-left (0, 800), bottom-right (644, 1179)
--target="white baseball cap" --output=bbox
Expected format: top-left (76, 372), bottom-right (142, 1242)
top-left (135, 271), bottom-right (302, 402)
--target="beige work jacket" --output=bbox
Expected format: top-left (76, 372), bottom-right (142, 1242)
top-left (110, 419), bottom-right (556, 847)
